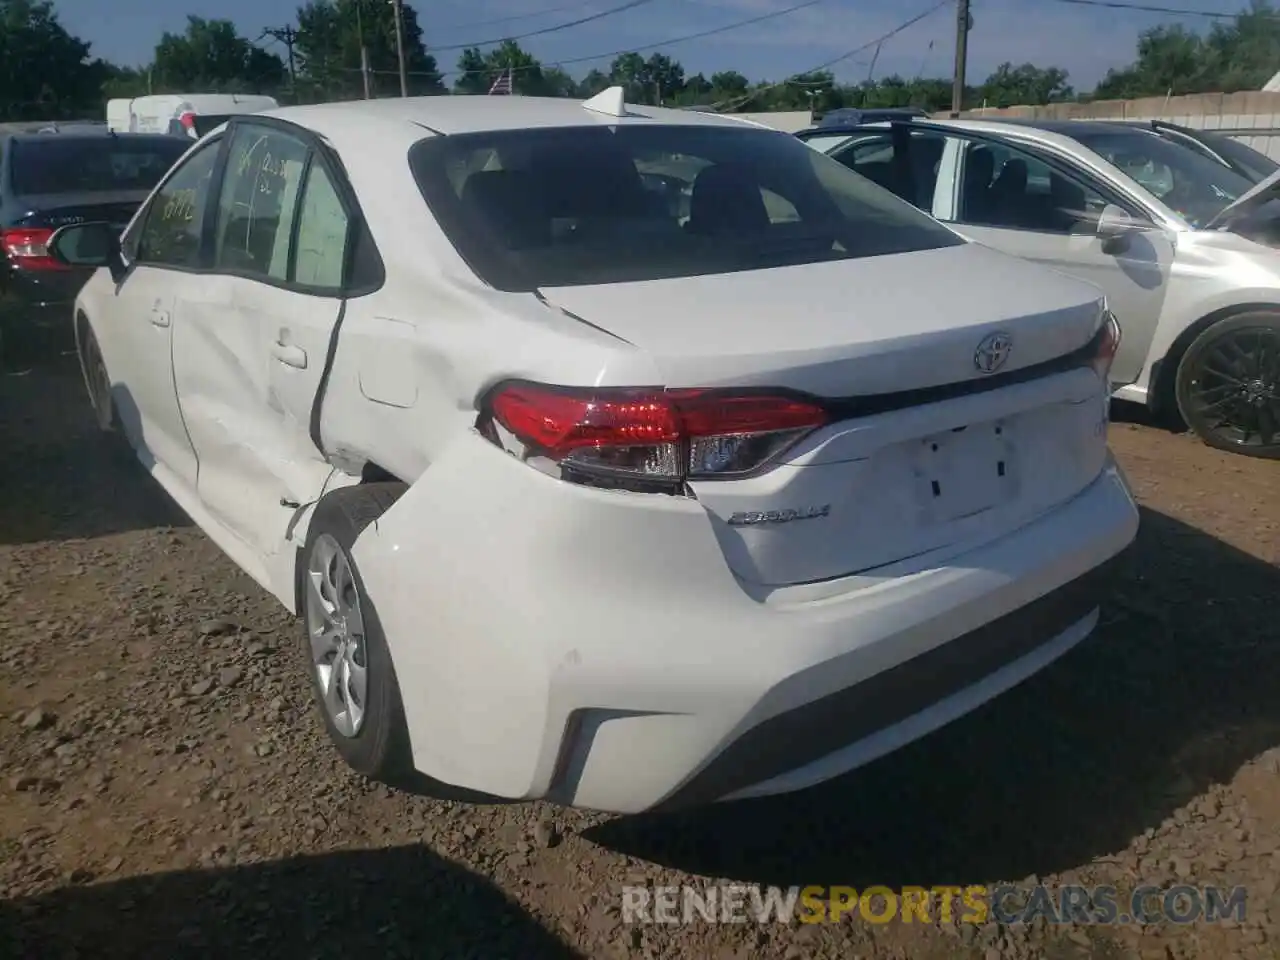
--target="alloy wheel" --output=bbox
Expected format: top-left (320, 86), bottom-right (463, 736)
top-left (304, 533), bottom-right (369, 738)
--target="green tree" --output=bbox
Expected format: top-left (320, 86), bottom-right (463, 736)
top-left (978, 62), bottom-right (1073, 108)
top-left (453, 40), bottom-right (545, 95)
top-left (0, 0), bottom-right (110, 120)
top-left (1093, 24), bottom-right (1208, 99)
top-left (152, 16), bottom-right (284, 94)
top-left (607, 52), bottom-right (685, 105)
top-left (294, 0), bottom-right (443, 100)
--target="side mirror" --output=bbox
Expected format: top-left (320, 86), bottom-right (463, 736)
top-left (48, 221), bottom-right (119, 268)
top-left (1096, 203), bottom-right (1142, 254)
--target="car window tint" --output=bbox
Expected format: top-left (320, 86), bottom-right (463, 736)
top-left (828, 131), bottom-right (946, 210)
top-left (214, 125), bottom-right (309, 281)
top-left (952, 140), bottom-right (1108, 235)
top-left (135, 139), bottom-right (222, 268)
top-left (9, 135), bottom-right (189, 195)
top-left (1068, 128), bottom-right (1253, 227)
top-left (293, 163), bottom-right (349, 288)
top-left (409, 124), bottom-right (962, 291)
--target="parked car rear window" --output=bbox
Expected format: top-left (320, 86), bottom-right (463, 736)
top-left (9, 135), bottom-right (190, 195)
top-left (408, 124), bottom-right (963, 291)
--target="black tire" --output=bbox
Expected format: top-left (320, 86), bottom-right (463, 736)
top-left (1174, 311), bottom-right (1280, 460)
top-left (298, 482), bottom-right (415, 783)
top-left (76, 317), bottom-right (116, 433)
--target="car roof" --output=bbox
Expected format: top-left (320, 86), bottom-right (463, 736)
top-left (260, 94), bottom-right (772, 141)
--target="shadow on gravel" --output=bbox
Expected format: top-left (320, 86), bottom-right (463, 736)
top-left (0, 845), bottom-right (582, 959)
top-left (0, 361), bottom-right (190, 545)
top-left (588, 507), bottom-right (1280, 888)
top-left (1110, 397), bottom-right (1188, 434)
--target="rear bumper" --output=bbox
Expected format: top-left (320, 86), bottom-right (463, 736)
top-left (351, 436), bottom-right (1139, 814)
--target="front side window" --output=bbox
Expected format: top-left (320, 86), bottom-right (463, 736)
top-left (409, 124), bottom-right (963, 291)
top-left (952, 139), bottom-right (1110, 235)
top-left (213, 124), bottom-right (310, 280)
top-left (135, 139), bottom-right (222, 269)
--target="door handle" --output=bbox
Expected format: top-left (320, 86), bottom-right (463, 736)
top-left (272, 340), bottom-right (308, 369)
top-left (150, 309), bottom-right (170, 328)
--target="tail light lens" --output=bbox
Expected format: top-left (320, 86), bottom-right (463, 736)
top-left (179, 111), bottom-right (197, 137)
top-left (1091, 310), bottom-right (1122, 383)
top-left (1, 227), bottom-right (69, 271)
top-left (483, 382), bottom-right (828, 491)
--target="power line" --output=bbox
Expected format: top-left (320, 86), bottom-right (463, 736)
top-left (351, 0), bottom-right (830, 79)
top-left (428, 0), bottom-right (666, 53)
top-left (1044, 0), bottom-right (1260, 17)
top-left (440, 0), bottom-right (601, 31)
top-left (711, 0), bottom-right (952, 110)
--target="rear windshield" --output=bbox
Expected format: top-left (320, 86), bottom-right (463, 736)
top-left (408, 124), bottom-right (963, 291)
top-left (9, 135), bottom-right (190, 195)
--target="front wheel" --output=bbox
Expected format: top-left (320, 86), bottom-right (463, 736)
top-left (1175, 311), bottom-right (1280, 460)
top-left (299, 483), bottom-right (414, 781)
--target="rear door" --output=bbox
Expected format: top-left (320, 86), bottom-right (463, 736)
top-left (937, 134), bottom-right (1173, 387)
top-left (171, 120), bottom-right (345, 567)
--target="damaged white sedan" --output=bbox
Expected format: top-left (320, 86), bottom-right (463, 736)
top-left (54, 88), bottom-right (1139, 814)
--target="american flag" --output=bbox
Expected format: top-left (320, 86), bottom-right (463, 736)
top-left (489, 67), bottom-right (513, 95)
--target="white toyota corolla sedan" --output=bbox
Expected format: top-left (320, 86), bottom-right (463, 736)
top-left (52, 89), bottom-right (1139, 814)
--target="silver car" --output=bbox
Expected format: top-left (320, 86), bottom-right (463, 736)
top-left (798, 118), bottom-right (1280, 459)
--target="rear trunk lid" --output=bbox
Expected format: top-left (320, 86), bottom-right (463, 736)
top-left (541, 242), bottom-right (1112, 586)
top-left (12, 190), bottom-right (150, 233)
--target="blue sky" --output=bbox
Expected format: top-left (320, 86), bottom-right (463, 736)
top-left (55, 0), bottom-right (1250, 91)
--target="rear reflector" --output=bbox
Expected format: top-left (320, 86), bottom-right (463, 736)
top-left (485, 383), bottom-right (828, 489)
top-left (1091, 310), bottom-right (1121, 383)
top-left (0, 227), bottom-right (69, 271)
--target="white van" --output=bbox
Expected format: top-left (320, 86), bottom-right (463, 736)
top-left (106, 94), bottom-right (279, 139)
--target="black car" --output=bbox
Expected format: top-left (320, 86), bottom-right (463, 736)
top-left (1111, 119), bottom-right (1279, 184)
top-left (0, 129), bottom-right (190, 363)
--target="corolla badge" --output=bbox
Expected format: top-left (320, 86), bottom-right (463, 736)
top-left (974, 331), bottom-right (1013, 374)
top-left (727, 505), bottom-right (830, 527)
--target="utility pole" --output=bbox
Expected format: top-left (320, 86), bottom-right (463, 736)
top-left (951, 0), bottom-right (971, 117)
top-left (265, 26), bottom-right (298, 97)
top-left (391, 0), bottom-right (409, 97)
top-left (356, 0), bottom-right (372, 99)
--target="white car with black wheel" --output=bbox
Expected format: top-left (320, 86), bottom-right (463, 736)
top-left (53, 89), bottom-right (1138, 814)
top-left (798, 117), bottom-right (1280, 459)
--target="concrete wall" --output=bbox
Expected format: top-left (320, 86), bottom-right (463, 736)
top-left (936, 91), bottom-right (1280, 159)
top-left (735, 110), bottom-right (813, 133)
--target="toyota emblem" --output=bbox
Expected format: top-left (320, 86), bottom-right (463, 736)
top-left (974, 332), bottom-right (1013, 374)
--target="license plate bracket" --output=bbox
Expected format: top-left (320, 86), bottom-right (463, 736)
top-left (913, 420), bottom-right (1015, 523)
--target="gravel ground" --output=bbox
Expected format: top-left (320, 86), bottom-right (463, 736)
top-left (1, 359), bottom-right (1278, 960)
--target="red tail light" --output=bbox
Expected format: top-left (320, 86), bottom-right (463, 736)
top-left (1091, 310), bottom-right (1121, 382)
top-left (179, 110), bottom-right (197, 134)
top-left (1, 227), bottom-right (69, 271)
top-left (484, 382), bottom-right (828, 490)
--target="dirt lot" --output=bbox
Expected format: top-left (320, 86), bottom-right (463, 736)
top-left (1, 359), bottom-right (1278, 960)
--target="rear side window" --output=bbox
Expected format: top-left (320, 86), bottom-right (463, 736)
top-left (9, 136), bottom-right (189, 195)
top-left (213, 124), bottom-right (310, 280)
top-left (409, 124), bottom-right (963, 291)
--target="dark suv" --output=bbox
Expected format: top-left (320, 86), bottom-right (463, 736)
top-left (0, 129), bottom-right (190, 364)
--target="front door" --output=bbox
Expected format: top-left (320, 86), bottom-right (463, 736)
top-left (940, 136), bottom-right (1175, 388)
top-left (100, 136), bottom-right (226, 491)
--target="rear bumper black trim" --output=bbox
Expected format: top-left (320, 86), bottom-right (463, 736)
top-left (655, 553), bottom-right (1124, 810)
